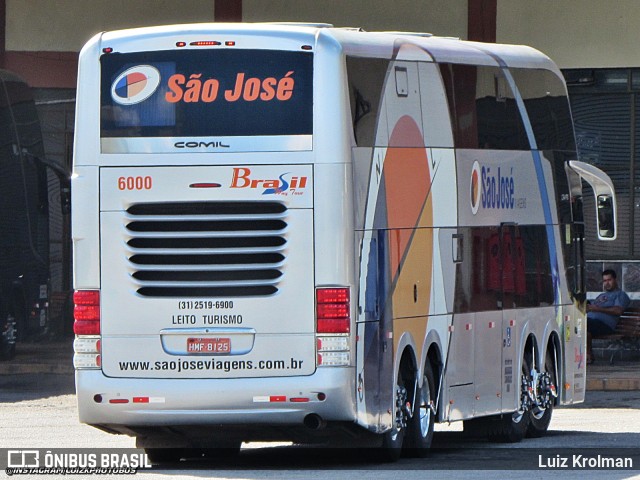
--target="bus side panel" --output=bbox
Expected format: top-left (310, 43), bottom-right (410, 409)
top-left (561, 303), bottom-right (587, 403)
top-left (355, 60), bottom-right (459, 430)
top-left (450, 150), bottom-right (551, 420)
top-left (355, 227), bottom-right (394, 433)
top-left (355, 58), bottom-right (430, 432)
top-left (536, 150), bottom-right (585, 405)
top-left (383, 59), bottom-right (434, 431)
top-left (71, 166), bottom-right (100, 289)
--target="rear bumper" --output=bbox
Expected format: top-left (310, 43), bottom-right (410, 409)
top-left (76, 367), bottom-right (356, 428)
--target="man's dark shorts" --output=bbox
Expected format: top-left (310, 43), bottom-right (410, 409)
top-left (587, 317), bottom-right (616, 336)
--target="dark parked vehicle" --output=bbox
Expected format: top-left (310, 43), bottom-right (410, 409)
top-left (0, 70), bottom-right (50, 359)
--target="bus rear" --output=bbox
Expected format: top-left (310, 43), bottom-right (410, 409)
top-left (72, 24), bottom-right (356, 451)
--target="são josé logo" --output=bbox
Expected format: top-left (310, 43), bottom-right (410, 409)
top-left (470, 160), bottom-right (516, 215)
top-left (470, 161), bottom-right (482, 215)
top-left (111, 65), bottom-right (161, 105)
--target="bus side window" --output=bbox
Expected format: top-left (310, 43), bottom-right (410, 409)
top-left (439, 63), bottom-right (528, 150)
top-left (514, 226), bottom-right (554, 308)
top-left (509, 68), bottom-right (577, 152)
top-left (454, 225), bottom-right (555, 314)
top-left (347, 57), bottom-right (388, 147)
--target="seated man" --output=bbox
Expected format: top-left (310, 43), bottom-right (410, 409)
top-left (586, 269), bottom-right (631, 364)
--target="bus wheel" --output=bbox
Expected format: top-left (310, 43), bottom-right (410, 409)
top-left (404, 362), bottom-right (435, 457)
top-left (486, 409), bottom-right (529, 443)
top-left (487, 351), bottom-right (532, 443)
top-left (527, 349), bottom-right (557, 437)
top-left (380, 372), bottom-right (409, 461)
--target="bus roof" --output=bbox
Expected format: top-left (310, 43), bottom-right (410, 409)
top-left (94, 22), bottom-right (561, 78)
top-left (327, 27), bottom-right (560, 75)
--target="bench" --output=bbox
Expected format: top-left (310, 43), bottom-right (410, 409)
top-left (593, 307), bottom-right (640, 364)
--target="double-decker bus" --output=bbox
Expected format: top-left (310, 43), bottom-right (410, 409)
top-left (0, 70), bottom-right (50, 360)
top-left (72, 23), bottom-right (616, 461)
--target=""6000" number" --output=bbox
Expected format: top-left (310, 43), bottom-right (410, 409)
top-left (118, 176), bottom-right (153, 190)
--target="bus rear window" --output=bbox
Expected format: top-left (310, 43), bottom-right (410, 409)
top-left (100, 49), bottom-right (313, 140)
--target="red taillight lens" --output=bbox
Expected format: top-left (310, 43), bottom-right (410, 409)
top-left (73, 305), bottom-right (100, 321)
top-left (317, 318), bottom-right (350, 333)
top-left (317, 303), bottom-right (349, 318)
top-left (316, 287), bottom-right (350, 334)
top-left (74, 320), bottom-right (100, 335)
top-left (74, 290), bottom-right (100, 306)
top-left (317, 288), bottom-right (350, 304)
top-left (74, 290), bottom-right (100, 335)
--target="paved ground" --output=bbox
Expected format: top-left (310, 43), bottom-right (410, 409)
top-left (1, 378), bottom-right (640, 479)
top-left (1, 341), bottom-right (639, 479)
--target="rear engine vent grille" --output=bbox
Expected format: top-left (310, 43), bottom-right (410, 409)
top-left (125, 201), bottom-right (287, 297)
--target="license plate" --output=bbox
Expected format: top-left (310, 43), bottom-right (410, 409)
top-left (187, 337), bottom-right (231, 353)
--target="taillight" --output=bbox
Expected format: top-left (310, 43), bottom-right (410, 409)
top-left (74, 290), bottom-right (100, 306)
top-left (73, 290), bottom-right (101, 369)
top-left (316, 288), bottom-right (350, 334)
top-left (316, 288), bottom-right (349, 304)
top-left (73, 290), bottom-right (100, 335)
top-left (316, 287), bottom-right (351, 367)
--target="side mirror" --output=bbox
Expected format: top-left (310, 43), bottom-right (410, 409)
top-left (597, 195), bottom-right (614, 238)
top-left (569, 160), bottom-right (617, 241)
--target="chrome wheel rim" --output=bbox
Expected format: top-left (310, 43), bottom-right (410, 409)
top-left (419, 376), bottom-right (431, 437)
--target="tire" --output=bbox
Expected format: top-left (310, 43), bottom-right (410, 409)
top-left (486, 350), bottom-right (531, 443)
top-left (404, 362), bottom-right (435, 457)
top-left (527, 349), bottom-right (556, 437)
top-left (486, 410), bottom-right (529, 443)
top-left (378, 371), bottom-right (408, 462)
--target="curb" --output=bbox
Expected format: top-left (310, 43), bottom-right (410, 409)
top-left (0, 340), bottom-right (74, 376)
top-left (587, 377), bottom-right (640, 391)
top-left (0, 363), bottom-right (74, 375)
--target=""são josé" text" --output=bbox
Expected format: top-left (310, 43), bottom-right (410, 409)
top-left (165, 71), bottom-right (296, 103)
